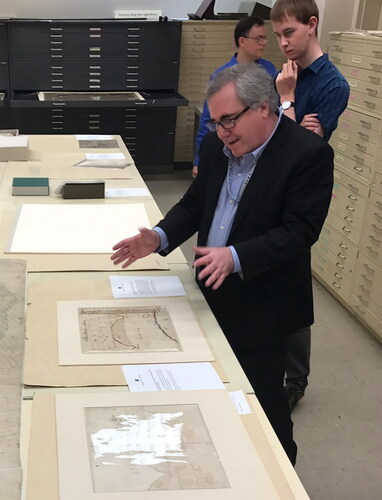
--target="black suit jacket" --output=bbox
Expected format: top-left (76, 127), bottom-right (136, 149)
top-left (157, 116), bottom-right (333, 355)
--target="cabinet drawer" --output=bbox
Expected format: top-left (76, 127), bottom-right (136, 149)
top-left (337, 115), bottom-right (380, 145)
top-left (319, 222), bottom-right (358, 263)
top-left (347, 77), bottom-right (382, 102)
top-left (329, 35), bottom-right (382, 58)
top-left (351, 285), bottom-right (382, 320)
top-left (348, 293), bottom-right (382, 340)
top-left (341, 105), bottom-right (382, 133)
top-left (331, 128), bottom-right (377, 157)
top-left (312, 248), bottom-right (352, 300)
top-left (337, 63), bottom-right (382, 88)
top-left (330, 50), bottom-right (382, 72)
top-left (333, 168), bottom-right (370, 201)
top-left (331, 138), bottom-right (375, 169)
top-left (353, 252), bottom-right (382, 300)
top-left (334, 154), bottom-right (373, 185)
top-left (374, 172), bottom-right (382, 191)
top-left (369, 189), bottom-right (382, 214)
top-left (359, 231), bottom-right (382, 267)
top-left (348, 89), bottom-right (382, 115)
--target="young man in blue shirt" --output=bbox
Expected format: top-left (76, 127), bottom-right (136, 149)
top-left (271, 0), bottom-right (350, 410)
top-left (192, 16), bottom-right (276, 178)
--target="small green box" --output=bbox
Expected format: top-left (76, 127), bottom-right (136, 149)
top-left (12, 177), bottom-right (49, 196)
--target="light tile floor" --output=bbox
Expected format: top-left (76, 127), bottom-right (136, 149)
top-left (144, 170), bottom-right (382, 500)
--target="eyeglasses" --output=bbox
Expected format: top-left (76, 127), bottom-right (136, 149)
top-left (242, 35), bottom-right (268, 43)
top-left (207, 106), bottom-right (251, 132)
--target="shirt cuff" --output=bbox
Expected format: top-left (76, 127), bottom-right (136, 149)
top-left (229, 245), bottom-right (242, 274)
top-left (152, 227), bottom-right (169, 253)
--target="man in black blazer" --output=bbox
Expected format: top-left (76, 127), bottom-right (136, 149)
top-left (111, 64), bottom-right (334, 465)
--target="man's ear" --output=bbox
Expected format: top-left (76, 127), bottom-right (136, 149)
top-left (308, 16), bottom-right (318, 35)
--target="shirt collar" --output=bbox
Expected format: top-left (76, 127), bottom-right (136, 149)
top-left (302, 53), bottom-right (328, 74)
top-left (223, 106), bottom-right (283, 162)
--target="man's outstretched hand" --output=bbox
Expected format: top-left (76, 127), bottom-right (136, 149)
top-left (111, 227), bottom-right (160, 269)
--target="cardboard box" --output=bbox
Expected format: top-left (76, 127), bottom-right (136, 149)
top-left (0, 135), bottom-right (29, 161)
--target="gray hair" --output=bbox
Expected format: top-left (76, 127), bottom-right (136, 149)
top-left (206, 64), bottom-right (278, 113)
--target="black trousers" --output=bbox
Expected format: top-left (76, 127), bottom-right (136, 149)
top-left (201, 287), bottom-right (298, 465)
top-left (286, 325), bottom-right (311, 390)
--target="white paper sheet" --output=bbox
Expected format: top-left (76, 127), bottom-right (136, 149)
top-left (76, 135), bottom-right (113, 141)
top-left (86, 153), bottom-right (125, 160)
top-left (229, 390), bottom-right (252, 415)
top-left (8, 203), bottom-right (150, 253)
top-left (122, 362), bottom-right (224, 392)
top-left (110, 275), bottom-right (186, 298)
top-left (105, 188), bottom-right (151, 198)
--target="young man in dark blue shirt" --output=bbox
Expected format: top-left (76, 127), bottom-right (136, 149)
top-left (271, 0), bottom-right (349, 410)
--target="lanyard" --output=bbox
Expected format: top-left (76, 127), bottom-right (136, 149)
top-left (227, 160), bottom-right (256, 203)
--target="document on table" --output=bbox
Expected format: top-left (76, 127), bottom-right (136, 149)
top-left (105, 187), bottom-right (150, 198)
top-left (109, 275), bottom-right (186, 298)
top-left (229, 390), bottom-right (252, 415)
top-left (122, 362), bottom-right (224, 391)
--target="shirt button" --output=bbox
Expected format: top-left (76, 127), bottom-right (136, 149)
top-left (237, 173), bottom-right (242, 176)
top-left (220, 226), bottom-right (224, 230)
top-left (229, 200), bottom-right (233, 204)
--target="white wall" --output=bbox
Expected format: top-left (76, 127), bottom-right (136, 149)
top-left (0, 1), bottom-right (272, 19)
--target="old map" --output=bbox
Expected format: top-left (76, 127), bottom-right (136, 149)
top-left (85, 404), bottom-right (230, 493)
top-left (78, 305), bottom-right (182, 354)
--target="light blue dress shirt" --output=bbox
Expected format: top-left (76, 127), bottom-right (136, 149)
top-left (155, 108), bottom-right (283, 275)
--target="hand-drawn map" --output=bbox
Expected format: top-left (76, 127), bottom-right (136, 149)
top-left (78, 306), bottom-right (182, 354)
top-left (85, 404), bottom-right (230, 493)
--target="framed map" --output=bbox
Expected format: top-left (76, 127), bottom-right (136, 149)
top-left (57, 297), bottom-right (214, 365)
top-left (55, 390), bottom-right (280, 499)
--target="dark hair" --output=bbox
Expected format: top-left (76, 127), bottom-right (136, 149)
top-left (234, 16), bottom-right (265, 47)
top-left (270, 0), bottom-right (319, 25)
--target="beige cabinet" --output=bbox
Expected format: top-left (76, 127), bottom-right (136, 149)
top-left (174, 20), bottom-right (285, 164)
top-left (312, 30), bottom-right (382, 342)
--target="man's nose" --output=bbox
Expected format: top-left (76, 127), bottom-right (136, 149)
top-left (217, 126), bottom-right (231, 139)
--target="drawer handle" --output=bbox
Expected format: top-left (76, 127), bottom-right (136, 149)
top-left (366, 88), bottom-right (378, 97)
top-left (359, 284), bottom-right (370, 294)
top-left (354, 166), bottom-right (363, 172)
top-left (357, 132), bottom-right (369, 140)
top-left (348, 194), bottom-right (358, 201)
top-left (346, 205), bottom-right (355, 212)
top-left (360, 119), bottom-right (372, 128)
top-left (348, 183), bottom-right (360, 191)
top-left (337, 252), bottom-right (346, 259)
top-left (331, 56), bottom-right (340, 63)
top-left (334, 272), bottom-right (343, 279)
top-left (367, 246), bottom-right (379, 255)
top-left (355, 143), bottom-right (367, 152)
top-left (352, 156), bottom-right (364, 164)
top-left (357, 295), bottom-right (369, 306)
top-left (361, 274), bottom-right (372, 283)
top-left (339, 242), bottom-right (348, 249)
top-left (369, 76), bottom-right (381, 84)
top-left (371, 224), bottom-right (382, 235)
top-left (369, 235), bottom-right (381, 245)
top-left (332, 281), bottom-right (341, 289)
top-left (372, 50), bottom-right (382, 57)
top-left (363, 264), bottom-right (375, 274)
top-left (370, 63), bottom-right (382, 71)
top-left (344, 216), bottom-right (353, 222)
top-left (364, 100), bottom-right (376, 109)
top-left (336, 262), bottom-right (344, 269)
top-left (333, 44), bottom-right (343, 51)
top-left (342, 226), bottom-right (351, 233)
top-left (354, 305), bottom-right (366, 315)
